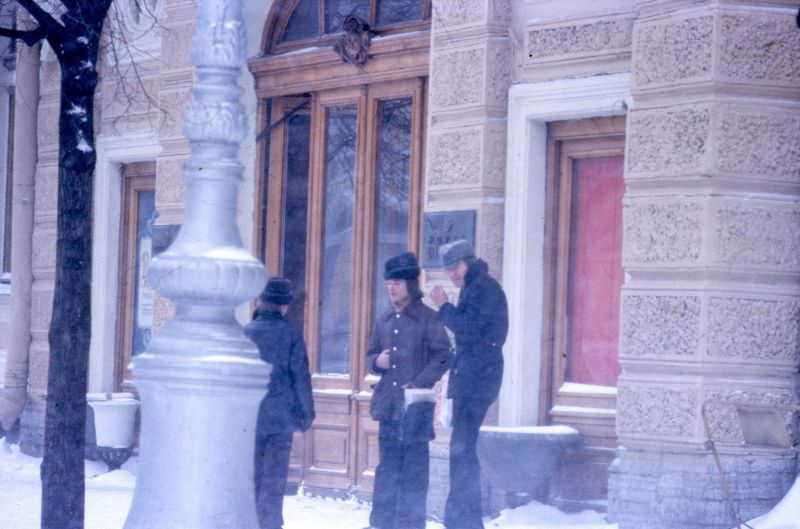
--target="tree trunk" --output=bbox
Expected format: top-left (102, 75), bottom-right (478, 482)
top-left (40, 20), bottom-right (102, 529)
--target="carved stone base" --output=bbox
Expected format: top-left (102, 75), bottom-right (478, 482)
top-left (96, 446), bottom-right (134, 472)
top-left (608, 447), bottom-right (798, 529)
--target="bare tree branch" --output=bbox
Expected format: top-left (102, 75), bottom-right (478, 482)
top-left (0, 24), bottom-right (45, 45)
top-left (14, 0), bottom-right (64, 37)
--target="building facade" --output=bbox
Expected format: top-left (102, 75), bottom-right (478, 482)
top-left (0, 1), bottom-right (798, 528)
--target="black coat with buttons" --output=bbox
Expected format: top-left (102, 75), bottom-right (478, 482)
top-left (245, 308), bottom-right (315, 438)
top-left (367, 298), bottom-right (451, 424)
top-left (438, 258), bottom-right (508, 402)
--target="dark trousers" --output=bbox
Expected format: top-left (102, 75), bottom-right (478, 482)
top-left (370, 422), bottom-right (430, 529)
top-left (444, 398), bottom-right (493, 529)
top-left (254, 432), bottom-right (293, 529)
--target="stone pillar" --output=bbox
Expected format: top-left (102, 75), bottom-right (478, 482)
top-left (0, 36), bottom-right (39, 433)
top-left (19, 49), bottom-right (61, 456)
top-left (424, 0), bottom-right (512, 518)
top-left (609, 2), bottom-right (800, 528)
top-left (122, 0), bottom-right (269, 527)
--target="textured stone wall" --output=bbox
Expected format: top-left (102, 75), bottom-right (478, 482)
top-left (425, 0), bottom-right (512, 516)
top-left (426, 0), bottom-right (511, 278)
top-left (610, 2), bottom-right (800, 528)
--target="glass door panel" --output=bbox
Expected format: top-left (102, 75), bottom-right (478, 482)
top-left (281, 112), bottom-right (312, 329)
top-left (318, 105), bottom-right (358, 375)
top-left (372, 97), bottom-right (412, 319)
top-left (565, 156), bottom-right (623, 386)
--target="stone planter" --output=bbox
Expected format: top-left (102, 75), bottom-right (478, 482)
top-left (87, 393), bottom-right (139, 470)
top-left (478, 425), bottom-right (582, 507)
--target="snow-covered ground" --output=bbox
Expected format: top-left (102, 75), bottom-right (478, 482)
top-left (0, 439), bottom-right (613, 529)
top-left (3, 438), bottom-right (797, 529)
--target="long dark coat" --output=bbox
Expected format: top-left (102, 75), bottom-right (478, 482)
top-left (367, 298), bottom-right (451, 430)
top-left (245, 308), bottom-right (315, 438)
top-left (438, 258), bottom-right (509, 402)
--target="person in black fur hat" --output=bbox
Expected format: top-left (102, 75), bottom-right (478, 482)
top-left (245, 277), bottom-right (315, 529)
top-left (365, 252), bottom-right (451, 529)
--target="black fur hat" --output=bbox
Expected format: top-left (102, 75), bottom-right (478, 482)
top-left (259, 277), bottom-right (293, 305)
top-left (383, 252), bottom-right (421, 280)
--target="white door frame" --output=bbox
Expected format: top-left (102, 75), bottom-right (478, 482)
top-left (499, 73), bottom-right (631, 426)
top-left (89, 132), bottom-right (160, 393)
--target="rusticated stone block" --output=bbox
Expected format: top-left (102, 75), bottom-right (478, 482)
top-left (477, 203), bottom-right (505, 276)
top-left (483, 121), bottom-right (506, 190)
top-left (427, 128), bottom-right (482, 186)
top-left (490, 0), bottom-right (511, 25)
top-left (716, 109), bottom-right (800, 182)
top-left (707, 296), bottom-right (800, 364)
top-left (718, 12), bottom-right (800, 87)
top-left (155, 157), bottom-right (187, 207)
top-left (609, 447), bottom-right (797, 529)
top-left (527, 16), bottom-right (633, 62)
top-left (158, 87), bottom-right (192, 139)
top-left (432, 0), bottom-right (485, 28)
top-left (486, 38), bottom-right (511, 109)
top-left (430, 47), bottom-right (484, 108)
top-left (161, 20), bottom-right (195, 71)
top-left (633, 15), bottom-right (713, 88)
top-left (623, 200), bottom-right (703, 265)
top-left (626, 106), bottom-right (710, 176)
top-left (621, 294), bottom-right (701, 357)
top-left (702, 387), bottom-right (796, 445)
top-left (713, 201), bottom-right (800, 269)
top-left (617, 383), bottom-right (698, 438)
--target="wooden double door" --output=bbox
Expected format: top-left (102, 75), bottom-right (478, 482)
top-left (261, 80), bottom-right (425, 494)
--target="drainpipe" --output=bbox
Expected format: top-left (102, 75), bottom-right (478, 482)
top-left (0, 37), bottom-right (39, 431)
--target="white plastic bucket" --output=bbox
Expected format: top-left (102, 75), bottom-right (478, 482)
top-left (88, 398), bottom-right (140, 448)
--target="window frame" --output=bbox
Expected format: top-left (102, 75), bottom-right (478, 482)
top-left (114, 162), bottom-right (156, 393)
top-left (0, 86), bottom-right (14, 288)
top-left (262, 0), bottom-right (432, 55)
top-left (541, 116), bottom-right (625, 421)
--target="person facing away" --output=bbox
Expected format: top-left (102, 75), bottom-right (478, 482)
top-left (430, 240), bottom-right (509, 529)
top-left (244, 277), bottom-right (315, 529)
top-left (366, 251), bottom-right (451, 529)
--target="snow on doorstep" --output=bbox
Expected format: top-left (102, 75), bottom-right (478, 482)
top-left (559, 383), bottom-right (617, 396)
top-left (551, 405), bottom-right (616, 416)
top-left (481, 425), bottom-right (579, 435)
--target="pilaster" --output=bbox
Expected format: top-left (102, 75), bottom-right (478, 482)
top-left (610, 2), bottom-right (800, 527)
top-left (425, 0), bottom-right (512, 276)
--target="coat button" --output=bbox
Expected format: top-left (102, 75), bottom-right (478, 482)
top-left (393, 329), bottom-right (399, 334)
top-left (392, 347), bottom-right (397, 351)
top-left (393, 381), bottom-right (397, 386)
top-left (392, 364), bottom-right (397, 369)
top-left (395, 313), bottom-right (400, 319)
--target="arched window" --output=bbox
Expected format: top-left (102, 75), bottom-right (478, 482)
top-left (263, 0), bottom-right (430, 54)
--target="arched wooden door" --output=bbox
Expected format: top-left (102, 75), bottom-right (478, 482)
top-left (249, 0), bottom-right (431, 495)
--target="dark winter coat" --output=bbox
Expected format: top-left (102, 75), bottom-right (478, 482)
top-left (367, 298), bottom-right (451, 429)
top-left (438, 259), bottom-right (508, 402)
top-left (245, 308), bottom-right (315, 438)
